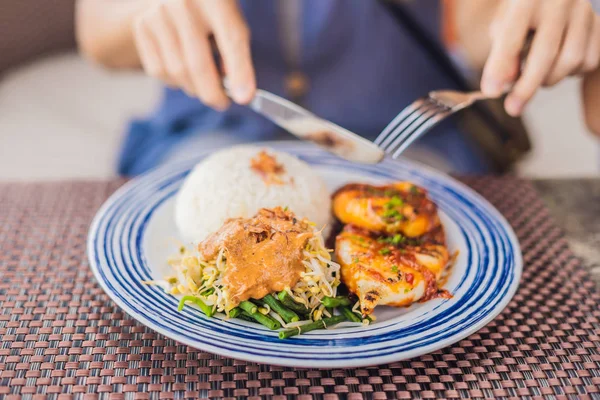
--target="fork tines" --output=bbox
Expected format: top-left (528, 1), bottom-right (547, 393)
top-left (375, 97), bottom-right (452, 159)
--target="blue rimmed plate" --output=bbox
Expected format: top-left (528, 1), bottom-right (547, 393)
top-left (87, 142), bottom-right (522, 368)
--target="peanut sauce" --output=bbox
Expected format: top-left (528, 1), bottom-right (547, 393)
top-left (250, 151), bottom-right (286, 185)
top-left (198, 207), bottom-right (313, 306)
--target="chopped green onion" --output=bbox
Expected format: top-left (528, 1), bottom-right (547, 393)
top-left (387, 196), bottom-right (403, 207)
top-left (382, 209), bottom-right (402, 219)
top-left (392, 234), bottom-right (405, 245)
top-left (378, 234), bottom-right (406, 246)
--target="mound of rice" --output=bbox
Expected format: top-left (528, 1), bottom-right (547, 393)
top-left (175, 145), bottom-right (331, 243)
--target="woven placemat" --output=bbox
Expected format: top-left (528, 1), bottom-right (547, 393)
top-left (0, 178), bottom-right (599, 399)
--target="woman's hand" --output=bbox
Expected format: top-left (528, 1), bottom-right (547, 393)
top-left (481, 0), bottom-right (600, 116)
top-left (133, 0), bottom-right (255, 109)
top-left (582, 67), bottom-right (600, 136)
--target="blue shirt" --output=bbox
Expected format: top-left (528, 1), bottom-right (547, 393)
top-left (118, 0), bottom-right (490, 176)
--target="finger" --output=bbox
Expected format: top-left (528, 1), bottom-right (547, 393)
top-left (203, 0), bottom-right (256, 104)
top-left (133, 16), bottom-right (169, 83)
top-left (167, 0), bottom-right (229, 109)
top-left (544, 0), bottom-right (593, 86)
top-left (505, 5), bottom-right (570, 116)
top-left (489, 0), bottom-right (509, 38)
top-left (583, 16), bottom-right (600, 73)
top-left (150, 4), bottom-right (195, 94)
top-left (481, 0), bottom-right (537, 97)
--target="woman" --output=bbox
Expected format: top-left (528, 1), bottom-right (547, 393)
top-left (76, 0), bottom-right (600, 175)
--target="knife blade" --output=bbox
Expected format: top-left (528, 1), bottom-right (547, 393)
top-left (245, 89), bottom-right (385, 164)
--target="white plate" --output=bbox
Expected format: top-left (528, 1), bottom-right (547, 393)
top-left (88, 142), bottom-right (522, 368)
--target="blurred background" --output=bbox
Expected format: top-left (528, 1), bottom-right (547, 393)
top-left (0, 0), bottom-right (598, 181)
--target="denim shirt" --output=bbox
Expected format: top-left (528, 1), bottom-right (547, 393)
top-left (118, 0), bottom-right (489, 176)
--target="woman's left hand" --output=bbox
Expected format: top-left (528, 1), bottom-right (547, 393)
top-left (481, 0), bottom-right (600, 116)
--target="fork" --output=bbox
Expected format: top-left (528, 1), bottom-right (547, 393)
top-left (376, 34), bottom-right (533, 160)
top-left (373, 89), bottom-right (492, 159)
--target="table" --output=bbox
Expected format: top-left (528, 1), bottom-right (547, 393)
top-left (1, 177), bottom-right (599, 399)
top-left (533, 179), bottom-right (600, 287)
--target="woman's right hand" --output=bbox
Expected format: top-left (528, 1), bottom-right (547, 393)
top-left (133, 0), bottom-right (255, 110)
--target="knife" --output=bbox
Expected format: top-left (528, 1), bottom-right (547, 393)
top-left (225, 83), bottom-right (384, 164)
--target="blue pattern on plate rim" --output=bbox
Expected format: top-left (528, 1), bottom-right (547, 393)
top-left (87, 143), bottom-right (522, 368)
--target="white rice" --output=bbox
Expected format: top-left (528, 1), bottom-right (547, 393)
top-left (175, 145), bottom-right (331, 244)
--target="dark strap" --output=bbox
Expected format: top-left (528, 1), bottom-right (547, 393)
top-left (381, 1), bottom-right (473, 92)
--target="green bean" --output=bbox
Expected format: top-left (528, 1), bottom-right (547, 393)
top-left (241, 311), bottom-right (281, 330)
top-left (262, 294), bottom-right (299, 323)
top-left (229, 307), bottom-right (242, 319)
top-left (178, 295), bottom-right (213, 317)
top-left (340, 306), bottom-right (362, 323)
top-left (239, 300), bottom-right (258, 315)
top-left (321, 296), bottom-right (352, 308)
top-left (277, 291), bottom-right (310, 315)
top-left (236, 311), bottom-right (255, 323)
top-left (278, 315), bottom-right (347, 339)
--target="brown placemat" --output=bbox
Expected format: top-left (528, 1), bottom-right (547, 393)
top-left (0, 178), bottom-right (599, 399)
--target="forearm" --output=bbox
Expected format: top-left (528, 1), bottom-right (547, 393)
top-left (583, 69), bottom-right (600, 137)
top-left (76, 0), bottom-right (152, 69)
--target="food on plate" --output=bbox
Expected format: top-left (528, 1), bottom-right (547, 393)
top-left (332, 182), bottom-right (440, 237)
top-left (333, 182), bottom-right (452, 315)
top-left (336, 225), bottom-right (451, 315)
top-left (198, 207), bottom-right (317, 305)
top-left (175, 145), bottom-right (331, 243)
top-left (153, 165), bottom-right (454, 337)
top-left (150, 207), bottom-right (367, 339)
